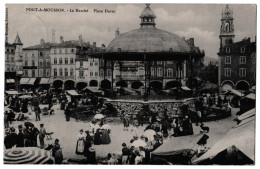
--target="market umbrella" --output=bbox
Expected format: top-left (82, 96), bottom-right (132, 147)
top-left (132, 139), bottom-right (146, 148)
top-left (4, 147), bottom-right (51, 164)
top-left (143, 129), bottom-right (156, 141)
top-left (24, 122), bottom-right (34, 128)
top-left (93, 114), bottom-right (104, 119)
top-left (19, 95), bottom-right (33, 99)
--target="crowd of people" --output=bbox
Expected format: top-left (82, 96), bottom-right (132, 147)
top-left (3, 86), bottom-right (233, 165)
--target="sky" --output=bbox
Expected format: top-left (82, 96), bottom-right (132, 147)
top-left (6, 3), bottom-right (256, 59)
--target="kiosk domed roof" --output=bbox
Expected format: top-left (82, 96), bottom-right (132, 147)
top-left (106, 4), bottom-right (191, 53)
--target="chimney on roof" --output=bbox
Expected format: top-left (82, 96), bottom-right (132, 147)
top-left (40, 38), bottom-right (45, 46)
top-left (115, 28), bottom-right (120, 38)
top-left (60, 36), bottom-right (64, 43)
top-left (93, 42), bottom-right (96, 48)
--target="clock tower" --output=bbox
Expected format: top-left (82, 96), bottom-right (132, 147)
top-left (219, 5), bottom-right (235, 50)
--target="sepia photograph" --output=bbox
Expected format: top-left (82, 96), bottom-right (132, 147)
top-left (3, 2), bottom-right (256, 165)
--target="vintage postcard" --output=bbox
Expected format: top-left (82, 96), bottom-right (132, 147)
top-left (4, 3), bottom-right (256, 165)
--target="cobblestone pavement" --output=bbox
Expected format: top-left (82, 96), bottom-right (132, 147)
top-left (5, 104), bottom-right (238, 161)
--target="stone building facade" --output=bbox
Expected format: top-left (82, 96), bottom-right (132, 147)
top-left (218, 5), bottom-right (256, 91)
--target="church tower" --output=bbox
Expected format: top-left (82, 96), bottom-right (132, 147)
top-left (219, 5), bottom-right (235, 50)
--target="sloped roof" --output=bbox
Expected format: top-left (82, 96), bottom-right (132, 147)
top-left (23, 42), bottom-right (58, 50)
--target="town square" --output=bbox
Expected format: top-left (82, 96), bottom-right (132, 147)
top-left (4, 3), bottom-right (256, 165)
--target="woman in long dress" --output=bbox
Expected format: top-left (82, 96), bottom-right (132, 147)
top-left (83, 131), bottom-right (92, 157)
top-left (93, 129), bottom-right (102, 145)
top-left (101, 122), bottom-right (111, 144)
top-left (76, 129), bottom-right (85, 155)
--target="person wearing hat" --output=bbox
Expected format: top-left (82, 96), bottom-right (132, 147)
top-left (122, 143), bottom-right (130, 164)
top-left (52, 139), bottom-right (63, 164)
top-left (76, 129), bottom-right (85, 155)
top-left (39, 124), bottom-right (46, 149)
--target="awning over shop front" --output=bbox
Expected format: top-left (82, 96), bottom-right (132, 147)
top-left (67, 90), bottom-right (81, 96)
top-left (28, 78), bottom-right (36, 85)
top-left (40, 78), bottom-right (51, 85)
top-left (6, 79), bottom-right (15, 83)
top-left (20, 78), bottom-right (30, 85)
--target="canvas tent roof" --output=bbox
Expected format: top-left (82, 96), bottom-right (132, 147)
top-left (20, 78), bottom-right (30, 85)
top-left (6, 79), bottom-right (15, 83)
top-left (244, 93), bottom-right (256, 100)
top-left (236, 108), bottom-right (255, 122)
top-left (82, 87), bottom-right (102, 93)
top-left (28, 78), bottom-right (36, 85)
top-left (193, 117), bottom-right (255, 164)
top-left (67, 90), bottom-right (81, 96)
top-left (230, 89), bottom-right (244, 97)
top-left (39, 78), bottom-right (51, 84)
top-left (5, 90), bottom-right (21, 95)
top-left (181, 86), bottom-right (191, 91)
top-left (152, 134), bottom-right (204, 156)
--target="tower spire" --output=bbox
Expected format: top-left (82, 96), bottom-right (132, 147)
top-left (219, 4), bottom-right (235, 50)
top-left (13, 32), bottom-right (23, 45)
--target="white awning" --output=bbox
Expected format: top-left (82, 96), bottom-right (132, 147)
top-left (6, 79), bottom-right (15, 83)
top-left (193, 117), bottom-right (255, 164)
top-left (181, 86), bottom-right (191, 91)
top-left (40, 78), bottom-right (51, 85)
top-left (82, 87), bottom-right (102, 93)
top-left (67, 90), bottom-right (81, 96)
top-left (244, 93), bottom-right (256, 100)
top-left (230, 89), bottom-right (244, 97)
top-left (5, 90), bottom-right (21, 95)
top-left (20, 78), bottom-right (30, 85)
top-left (28, 78), bottom-right (36, 85)
top-left (237, 108), bottom-right (255, 122)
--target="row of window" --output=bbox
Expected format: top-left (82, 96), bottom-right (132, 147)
top-left (100, 61), bottom-right (174, 66)
top-left (79, 71), bottom-right (99, 77)
top-left (225, 47), bottom-right (245, 53)
top-left (24, 59), bottom-right (51, 67)
top-left (6, 49), bottom-right (14, 52)
top-left (225, 56), bottom-right (246, 64)
top-left (53, 68), bottom-right (74, 77)
top-left (24, 53), bottom-right (36, 58)
top-left (54, 58), bottom-right (74, 64)
top-left (79, 61), bottom-right (98, 67)
top-left (224, 68), bottom-right (247, 77)
top-left (24, 69), bottom-right (50, 77)
top-left (151, 68), bottom-right (179, 77)
top-left (6, 56), bottom-right (14, 61)
top-left (53, 48), bottom-right (75, 54)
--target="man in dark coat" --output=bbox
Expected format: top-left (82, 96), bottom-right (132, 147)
top-left (64, 106), bottom-right (71, 121)
top-left (16, 125), bottom-right (25, 147)
top-left (31, 125), bottom-right (39, 147)
top-left (4, 131), bottom-right (13, 149)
